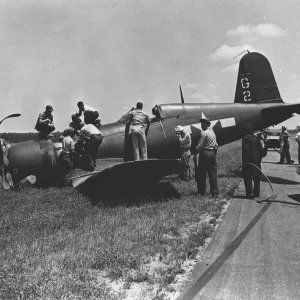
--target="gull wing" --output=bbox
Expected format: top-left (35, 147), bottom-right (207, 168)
top-left (71, 159), bottom-right (185, 196)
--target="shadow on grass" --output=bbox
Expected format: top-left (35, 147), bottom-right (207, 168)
top-left (88, 181), bottom-right (180, 207)
top-left (287, 194), bottom-right (300, 203)
top-left (261, 176), bottom-right (300, 185)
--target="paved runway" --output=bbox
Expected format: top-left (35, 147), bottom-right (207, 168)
top-left (179, 145), bottom-right (300, 300)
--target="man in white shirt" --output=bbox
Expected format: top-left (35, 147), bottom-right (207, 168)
top-left (77, 101), bottom-right (101, 128)
top-left (126, 101), bottom-right (151, 161)
top-left (195, 117), bottom-right (218, 197)
top-left (57, 129), bottom-right (75, 185)
top-left (80, 123), bottom-right (103, 170)
top-left (175, 125), bottom-right (192, 181)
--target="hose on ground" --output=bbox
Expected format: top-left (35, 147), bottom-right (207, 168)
top-left (243, 163), bottom-right (274, 203)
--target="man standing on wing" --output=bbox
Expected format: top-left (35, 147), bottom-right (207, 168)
top-left (195, 117), bottom-right (218, 197)
top-left (127, 101), bottom-right (151, 161)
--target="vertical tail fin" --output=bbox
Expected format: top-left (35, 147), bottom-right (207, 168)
top-left (234, 52), bottom-right (283, 104)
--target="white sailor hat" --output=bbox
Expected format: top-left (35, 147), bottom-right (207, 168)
top-left (175, 125), bottom-right (184, 133)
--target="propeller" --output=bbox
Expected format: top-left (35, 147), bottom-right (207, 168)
top-left (0, 113), bottom-right (21, 125)
top-left (0, 113), bottom-right (21, 189)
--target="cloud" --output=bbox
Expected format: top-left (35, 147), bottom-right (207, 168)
top-left (209, 44), bottom-right (256, 61)
top-left (227, 23), bottom-right (288, 38)
top-left (189, 93), bottom-right (208, 101)
top-left (221, 62), bottom-right (239, 73)
top-left (189, 92), bottom-right (219, 103)
top-left (184, 83), bottom-right (200, 89)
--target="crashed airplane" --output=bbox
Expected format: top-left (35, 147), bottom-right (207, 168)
top-left (3, 52), bottom-right (300, 194)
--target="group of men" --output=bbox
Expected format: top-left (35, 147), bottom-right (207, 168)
top-left (175, 121), bottom-right (299, 200)
top-left (175, 117), bottom-right (219, 198)
top-left (174, 120), bottom-right (266, 200)
top-left (34, 101), bottom-right (151, 183)
top-left (35, 102), bottom-right (103, 182)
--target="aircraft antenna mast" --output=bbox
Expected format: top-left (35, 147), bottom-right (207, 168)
top-left (179, 85), bottom-right (185, 104)
top-left (233, 50), bottom-right (249, 59)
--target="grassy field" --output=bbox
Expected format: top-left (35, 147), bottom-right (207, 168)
top-left (0, 141), bottom-right (242, 300)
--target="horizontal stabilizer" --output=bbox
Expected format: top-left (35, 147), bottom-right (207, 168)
top-left (261, 103), bottom-right (300, 127)
top-left (72, 159), bottom-right (185, 196)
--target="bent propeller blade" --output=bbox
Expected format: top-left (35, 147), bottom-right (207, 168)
top-left (0, 113), bottom-right (21, 125)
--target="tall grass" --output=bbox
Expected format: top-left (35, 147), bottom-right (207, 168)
top-left (0, 141), bottom-right (241, 299)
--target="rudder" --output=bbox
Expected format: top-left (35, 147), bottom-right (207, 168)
top-left (234, 52), bottom-right (283, 104)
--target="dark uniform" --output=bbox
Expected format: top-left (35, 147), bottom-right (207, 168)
top-left (242, 132), bottom-right (267, 198)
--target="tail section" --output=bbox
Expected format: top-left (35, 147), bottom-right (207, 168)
top-left (234, 52), bottom-right (283, 104)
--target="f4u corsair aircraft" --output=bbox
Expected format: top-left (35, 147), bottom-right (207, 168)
top-left (5, 52), bottom-right (300, 195)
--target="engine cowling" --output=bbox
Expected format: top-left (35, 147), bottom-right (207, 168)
top-left (7, 140), bottom-right (60, 185)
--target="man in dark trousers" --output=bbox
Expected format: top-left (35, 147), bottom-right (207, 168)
top-left (80, 123), bottom-right (103, 170)
top-left (195, 117), bottom-right (218, 197)
top-left (242, 125), bottom-right (267, 199)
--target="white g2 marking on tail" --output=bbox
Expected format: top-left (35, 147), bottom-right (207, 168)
top-left (241, 76), bottom-right (252, 102)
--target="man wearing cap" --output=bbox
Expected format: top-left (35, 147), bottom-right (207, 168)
top-left (127, 101), bottom-right (151, 161)
top-left (76, 101), bottom-right (101, 128)
top-left (195, 117), bottom-right (219, 197)
top-left (175, 125), bottom-right (192, 181)
top-left (278, 125), bottom-right (292, 164)
top-left (34, 105), bottom-right (55, 140)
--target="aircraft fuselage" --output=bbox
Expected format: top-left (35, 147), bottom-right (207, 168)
top-left (98, 102), bottom-right (299, 159)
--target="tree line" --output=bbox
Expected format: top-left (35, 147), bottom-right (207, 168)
top-left (0, 131), bottom-right (62, 143)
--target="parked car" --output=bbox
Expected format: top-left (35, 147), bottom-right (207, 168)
top-left (266, 132), bottom-right (280, 149)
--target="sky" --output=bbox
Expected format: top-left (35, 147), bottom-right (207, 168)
top-left (1, 0), bottom-right (300, 132)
